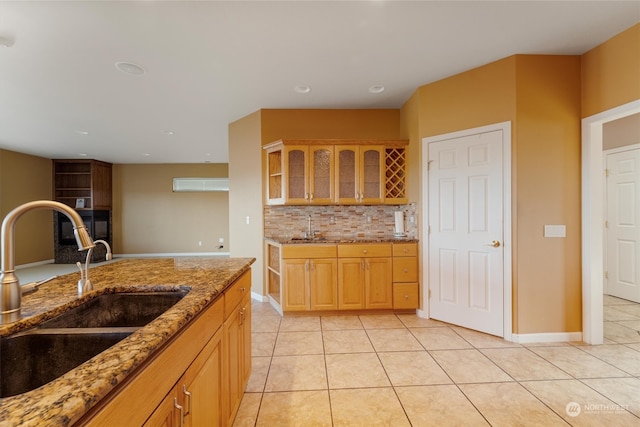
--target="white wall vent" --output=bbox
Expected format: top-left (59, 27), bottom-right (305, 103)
top-left (172, 178), bottom-right (229, 192)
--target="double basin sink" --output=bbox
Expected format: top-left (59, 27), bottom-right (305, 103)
top-left (0, 290), bottom-right (188, 398)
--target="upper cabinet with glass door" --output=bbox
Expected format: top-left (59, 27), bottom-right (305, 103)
top-left (285, 145), bottom-right (334, 204)
top-left (335, 145), bottom-right (385, 204)
top-left (264, 139), bottom-right (407, 205)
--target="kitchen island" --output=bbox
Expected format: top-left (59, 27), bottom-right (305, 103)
top-left (0, 256), bottom-right (255, 426)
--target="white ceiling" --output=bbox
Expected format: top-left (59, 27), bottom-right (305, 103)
top-left (0, 1), bottom-right (638, 164)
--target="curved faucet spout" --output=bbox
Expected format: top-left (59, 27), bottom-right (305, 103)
top-left (81, 239), bottom-right (112, 295)
top-left (0, 200), bottom-right (95, 324)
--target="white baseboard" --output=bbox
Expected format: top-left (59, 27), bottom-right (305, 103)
top-left (251, 292), bottom-right (267, 302)
top-left (512, 331), bottom-right (583, 344)
top-left (15, 259), bottom-right (55, 269)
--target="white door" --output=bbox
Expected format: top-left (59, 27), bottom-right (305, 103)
top-left (427, 129), bottom-right (505, 336)
top-left (605, 147), bottom-right (640, 303)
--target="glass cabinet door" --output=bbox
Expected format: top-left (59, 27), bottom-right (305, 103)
top-left (309, 146), bottom-right (334, 203)
top-left (360, 147), bottom-right (384, 203)
top-left (286, 147), bottom-right (308, 203)
top-left (335, 146), bottom-right (358, 203)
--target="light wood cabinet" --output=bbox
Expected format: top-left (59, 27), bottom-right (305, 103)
top-left (337, 244), bottom-right (393, 309)
top-left (223, 276), bottom-right (252, 426)
top-left (264, 139), bottom-right (407, 205)
top-left (335, 145), bottom-right (385, 204)
top-left (82, 271), bottom-right (251, 427)
top-left (144, 327), bottom-right (224, 427)
top-left (281, 245), bottom-right (338, 311)
top-left (392, 243), bottom-right (419, 309)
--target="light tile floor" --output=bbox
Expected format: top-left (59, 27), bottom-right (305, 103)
top-left (234, 296), bottom-right (640, 427)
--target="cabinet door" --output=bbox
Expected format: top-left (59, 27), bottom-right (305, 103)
top-left (335, 146), bottom-right (359, 204)
top-left (240, 294), bottom-right (252, 390)
top-left (144, 390), bottom-right (181, 427)
top-left (224, 308), bottom-right (242, 425)
top-left (338, 258), bottom-right (365, 309)
top-left (265, 145), bottom-right (285, 205)
top-left (309, 258), bottom-right (338, 310)
top-left (282, 259), bottom-right (310, 311)
top-left (309, 146), bottom-right (334, 204)
top-left (285, 146), bottom-right (309, 204)
top-left (360, 147), bottom-right (385, 204)
top-left (181, 328), bottom-right (224, 427)
top-left (365, 257), bottom-right (393, 309)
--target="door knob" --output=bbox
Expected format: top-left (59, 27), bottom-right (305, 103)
top-left (486, 240), bottom-right (501, 248)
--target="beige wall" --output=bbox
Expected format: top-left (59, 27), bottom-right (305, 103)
top-left (405, 55), bottom-right (583, 334)
top-left (582, 23), bottom-right (640, 118)
top-left (0, 149), bottom-right (54, 265)
top-left (260, 109), bottom-right (401, 144)
top-left (513, 55), bottom-right (582, 334)
top-left (112, 163), bottom-right (229, 255)
top-left (228, 111), bottom-right (263, 295)
top-left (603, 113), bottom-right (640, 150)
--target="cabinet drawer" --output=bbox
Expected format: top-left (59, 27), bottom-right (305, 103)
top-left (392, 258), bottom-right (418, 282)
top-left (338, 244), bottom-right (391, 258)
top-left (393, 283), bottom-right (419, 309)
top-left (393, 242), bottom-right (417, 257)
top-left (224, 271), bottom-right (251, 319)
top-left (282, 244), bottom-right (337, 259)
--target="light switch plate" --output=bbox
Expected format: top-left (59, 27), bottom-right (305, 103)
top-left (544, 225), bottom-right (566, 238)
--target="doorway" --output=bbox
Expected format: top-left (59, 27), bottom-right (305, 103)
top-left (421, 122), bottom-right (512, 340)
top-left (582, 99), bottom-right (640, 344)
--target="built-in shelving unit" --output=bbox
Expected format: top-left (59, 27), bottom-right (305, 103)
top-left (53, 159), bottom-right (112, 210)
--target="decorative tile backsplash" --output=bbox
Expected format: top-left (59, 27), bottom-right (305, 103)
top-left (264, 204), bottom-right (418, 240)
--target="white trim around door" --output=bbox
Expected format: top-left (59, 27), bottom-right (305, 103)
top-left (582, 99), bottom-right (640, 344)
top-left (419, 121), bottom-right (512, 342)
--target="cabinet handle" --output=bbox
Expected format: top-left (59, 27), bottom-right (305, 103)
top-left (174, 398), bottom-right (184, 427)
top-left (240, 287), bottom-right (246, 292)
top-left (310, 192), bottom-right (314, 202)
top-left (183, 385), bottom-right (192, 415)
top-left (403, 268), bottom-right (409, 273)
top-left (366, 260), bottom-right (370, 270)
top-left (403, 248), bottom-right (408, 254)
top-left (239, 306), bottom-right (246, 325)
top-left (404, 294), bottom-right (409, 300)
top-left (310, 260), bottom-right (314, 271)
top-left (363, 249), bottom-right (368, 254)
top-left (360, 260), bottom-right (364, 270)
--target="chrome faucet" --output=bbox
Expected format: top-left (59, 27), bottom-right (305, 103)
top-left (79, 239), bottom-right (112, 295)
top-left (0, 200), bottom-right (94, 324)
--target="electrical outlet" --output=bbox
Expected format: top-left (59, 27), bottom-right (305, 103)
top-left (198, 241), bottom-right (203, 247)
top-left (218, 237), bottom-right (224, 243)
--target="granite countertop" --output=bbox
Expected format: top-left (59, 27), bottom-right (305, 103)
top-left (265, 236), bottom-right (419, 245)
top-left (0, 256), bottom-right (255, 427)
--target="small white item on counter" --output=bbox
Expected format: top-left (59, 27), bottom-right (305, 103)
top-left (394, 210), bottom-right (406, 237)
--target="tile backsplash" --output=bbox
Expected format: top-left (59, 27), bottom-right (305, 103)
top-left (264, 204), bottom-right (418, 240)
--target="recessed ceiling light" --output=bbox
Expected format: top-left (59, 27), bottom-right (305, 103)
top-left (163, 130), bottom-right (175, 135)
top-left (115, 61), bottom-right (146, 76)
top-left (75, 130), bottom-right (89, 135)
top-left (143, 153), bottom-right (151, 157)
top-left (78, 153), bottom-right (88, 157)
top-left (368, 85), bottom-right (385, 94)
top-left (294, 85), bottom-right (311, 94)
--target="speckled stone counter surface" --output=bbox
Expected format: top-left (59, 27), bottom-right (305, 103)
top-left (0, 256), bottom-right (255, 427)
top-left (265, 236), bottom-right (418, 245)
